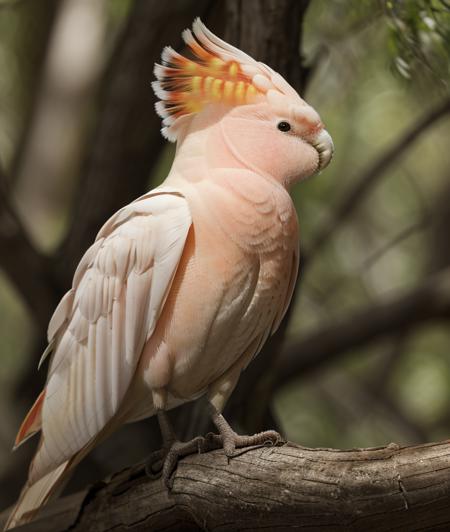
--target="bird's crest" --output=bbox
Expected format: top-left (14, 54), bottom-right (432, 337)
top-left (152, 18), bottom-right (300, 141)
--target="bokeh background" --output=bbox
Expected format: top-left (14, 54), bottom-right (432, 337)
top-left (0, 0), bottom-right (449, 513)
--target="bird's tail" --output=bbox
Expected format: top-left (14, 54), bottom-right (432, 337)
top-left (5, 391), bottom-right (129, 529)
top-left (3, 460), bottom-right (69, 530)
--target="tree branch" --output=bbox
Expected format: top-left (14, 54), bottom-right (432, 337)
top-left (275, 267), bottom-right (450, 389)
top-left (3, 440), bottom-right (450, 531)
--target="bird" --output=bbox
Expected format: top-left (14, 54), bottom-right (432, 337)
top-left (5, 18), bottom-right (333, 529)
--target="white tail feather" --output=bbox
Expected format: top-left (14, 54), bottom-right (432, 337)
top-left (4, 461), bottom-right (68, 530)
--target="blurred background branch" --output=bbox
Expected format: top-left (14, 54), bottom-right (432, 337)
top-left (306, 95), bottom-right (450, 264)
top-left (0, 161), bottom-right (55, 328)
top-left (277, 265), bottom-right (450, 387)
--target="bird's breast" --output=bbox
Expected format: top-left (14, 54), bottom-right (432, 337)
top-left (138, 172), bottom-right (298, 403)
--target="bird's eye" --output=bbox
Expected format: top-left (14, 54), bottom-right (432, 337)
top-left (277, 121), bottom-right (291, 132)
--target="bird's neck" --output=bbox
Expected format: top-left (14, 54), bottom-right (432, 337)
top-left (167, 114), bottom-right (284, 191)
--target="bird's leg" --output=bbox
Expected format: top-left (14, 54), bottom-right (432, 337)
top-left (208, 402), bottom-right (282, 458)
top-left (145, 410), bottom-right (214, 488)
top-left (160, 435), bottom-right (209, 488)
top-left (145, 411), bottom-right (177, 478)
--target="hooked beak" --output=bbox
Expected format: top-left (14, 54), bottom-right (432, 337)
top-left (313, 129), bottom-right (334, 172)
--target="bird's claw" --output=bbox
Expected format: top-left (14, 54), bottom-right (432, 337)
top-left (146, 435), bottom-right (209, 488)
top-left (145, 427), bottom-right (282, 488)
top-left (222, 429), bottom-right (282, 458)
top-left (144, 448), bottom-right (166, 479)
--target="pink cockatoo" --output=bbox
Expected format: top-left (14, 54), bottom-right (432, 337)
top-left (5, 19), bottom-right (333, 529)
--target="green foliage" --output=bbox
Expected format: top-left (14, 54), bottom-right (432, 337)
top-left (385, 0), bottom-right (450, 89)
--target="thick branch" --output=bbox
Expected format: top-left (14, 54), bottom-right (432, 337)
top-left (4, 440), bottom-right (450, 531)
top-left (275, 267), bottom-right (450, 389)
top-left (307, 96), bottom-right (450, 262)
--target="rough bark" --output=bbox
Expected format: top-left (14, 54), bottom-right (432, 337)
top-left (3, 440), bottom-right (450, 531)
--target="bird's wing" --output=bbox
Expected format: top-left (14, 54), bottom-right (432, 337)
top-left (31, 188), bottom-right (191, 481)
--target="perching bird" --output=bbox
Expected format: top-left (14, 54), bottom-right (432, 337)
top-left (5, 19), bottom-right (333, 529)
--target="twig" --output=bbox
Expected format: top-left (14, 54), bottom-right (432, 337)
top-left (306, 215), bottom-right (429, 306)
top-left (359, 215), bottom-right (429, 272)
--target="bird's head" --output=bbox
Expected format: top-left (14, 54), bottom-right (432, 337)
top-left (153, 19), bottom-right (333, 187)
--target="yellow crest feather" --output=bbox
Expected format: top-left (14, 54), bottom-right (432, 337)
top-left (153, 18), bottom-right (303, 142)
top-left (152, 19), bottom-right (268, 141)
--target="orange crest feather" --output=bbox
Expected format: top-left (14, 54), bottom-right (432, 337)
top-left (153, 19), bottom-right (268, 141)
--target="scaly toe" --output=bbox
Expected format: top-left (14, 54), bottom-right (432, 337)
top-left (204, 432), bottom-right (223, 451)
top-left (144, 448), bottom-right (166, 479)
top-left (161, 436), bottom-right (207, 489)
top-left (223, 430), bottom-right (283, 459)
top-left (257, 429), bottom-right (282, 446)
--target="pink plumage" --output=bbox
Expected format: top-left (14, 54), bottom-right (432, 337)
top-left (5, 19), bottom-right (333, 529)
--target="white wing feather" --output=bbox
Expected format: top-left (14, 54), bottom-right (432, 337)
top-left (30, 189), bottom-right (191, 483)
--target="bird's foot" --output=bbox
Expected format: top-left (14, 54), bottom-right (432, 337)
top-left (145, 435), bottom-right (211, 488)
top-left (220, 428), bottom-right (282, 459)
top-left (145, 411), bottom-right (224, 488)
top-left (210, 410), bottom-right (282, 459)
top-left (144, 445), bottom-right (170, 480)
top-left (145, 410), bottom-right (282, 488)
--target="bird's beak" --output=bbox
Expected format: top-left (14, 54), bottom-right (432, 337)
top-left (313, 129), bottom-right (334, 171)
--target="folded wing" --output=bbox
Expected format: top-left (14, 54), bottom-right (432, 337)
top-left (30, 189), bottom-right (191, 482)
